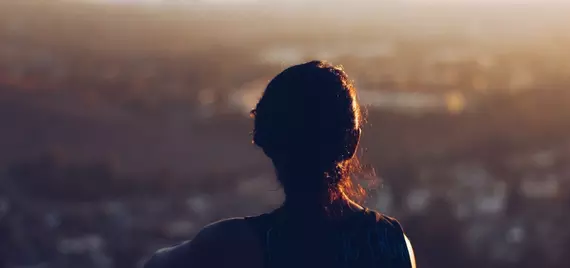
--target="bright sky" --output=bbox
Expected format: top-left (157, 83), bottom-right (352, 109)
top-left (89, 0), bottom-right (567, 6)
top-left (94, 0), bottom-right (552, 2)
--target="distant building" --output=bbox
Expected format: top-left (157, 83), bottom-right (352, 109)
top-left (57, 235), bottom-right (105, 255)
top-left (405, 188), bottom-right (431, 214)
top-left (520, 175), bottom-right (560, 199)
top-left (448, 163), bottom-right (507, 218)
top-left (162, 220), bottom-right (197, 239)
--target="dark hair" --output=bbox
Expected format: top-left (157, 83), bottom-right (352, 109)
top-left (251, 60), bottom-right (364, 203)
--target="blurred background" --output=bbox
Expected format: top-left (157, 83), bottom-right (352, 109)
top-left (1, 0), bottom-right (570, 267)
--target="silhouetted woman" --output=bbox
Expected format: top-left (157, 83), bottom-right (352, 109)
top-left (144, 61), bottom-right (416, 268)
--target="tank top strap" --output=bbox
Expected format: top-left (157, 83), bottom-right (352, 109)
top-left (244, 206), bottom-right (287, 236)
top-left (244, 211), bottom-right (279, 268)
top-left (364, 209), bottom-right (413, 268)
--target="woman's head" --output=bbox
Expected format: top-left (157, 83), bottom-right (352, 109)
top-left (251, 61), bottom-right (363, 203)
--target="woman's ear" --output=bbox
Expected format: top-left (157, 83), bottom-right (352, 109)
top-left (342, 128), bottom-right (361, 160)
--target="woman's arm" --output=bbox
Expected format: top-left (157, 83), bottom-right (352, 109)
top-left (404, 235), bottom-right (417, 268)
top-left (143, 218), bottom-right (262, 268)
top-left (143, 222), bottom-right (226, 268)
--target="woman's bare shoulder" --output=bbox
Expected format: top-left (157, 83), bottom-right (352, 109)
top-left (144, 218), bottom-right (262, 268)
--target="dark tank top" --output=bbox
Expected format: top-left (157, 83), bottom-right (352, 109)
top-left (245, 208), bottom-right (412, 268)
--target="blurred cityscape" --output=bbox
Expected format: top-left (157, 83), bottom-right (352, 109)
top-left (1, 1), bottom-right (570, 268)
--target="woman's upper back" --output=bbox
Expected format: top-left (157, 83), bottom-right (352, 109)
top-left (144, 208), bottom-right (414, 268)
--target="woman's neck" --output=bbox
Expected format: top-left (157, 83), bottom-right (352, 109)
top-left (275, 166), bottom-right (364, 218)
top-left (282, 192), bottom-right (364, 219)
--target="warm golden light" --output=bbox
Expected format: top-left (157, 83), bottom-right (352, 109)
top-left (445, 91), bottom-right (466, 114)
